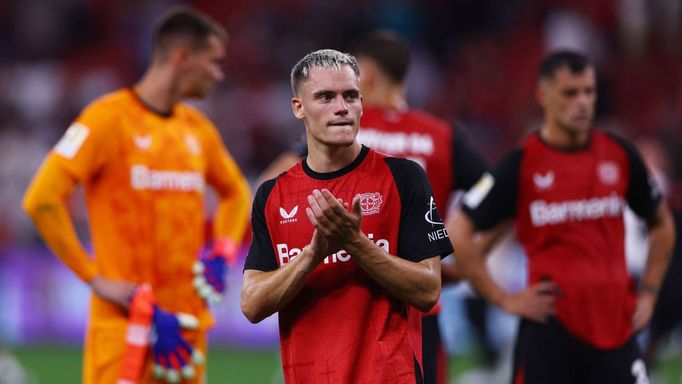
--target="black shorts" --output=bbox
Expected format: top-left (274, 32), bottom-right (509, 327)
top-left (512, 318), bottom-right (649, 384)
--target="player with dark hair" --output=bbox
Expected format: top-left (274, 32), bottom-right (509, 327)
top-left (448, 50), bottom-right (676, 383)
top-left (241, 49), bottom-right (453, 383)
top-left (258, 31), bottom-right (490, 383)
top-left (23, 6), bottom-right (250, 384)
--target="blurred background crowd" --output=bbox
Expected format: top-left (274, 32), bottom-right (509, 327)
top-left (0, 0), bottom-right (680, 382)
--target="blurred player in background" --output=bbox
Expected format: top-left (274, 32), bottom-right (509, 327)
top-left (449, 50), bottom-right (675, 383)
top-left (241, 49), bottom-right (451, 383)
top-left (258, 31), bottom-right (490, 384)
top-left (22, 6), bottom-right (250, 384)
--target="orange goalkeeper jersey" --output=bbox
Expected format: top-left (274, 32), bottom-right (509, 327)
top-left (39, 88), bottom-right (249, 328)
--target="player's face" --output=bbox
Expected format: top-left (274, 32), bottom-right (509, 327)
top-left (291, 65), bottom-right (363, 148)
top-left (180, 35), bottom-right (225, 99)
top-left (539, 66), bottom-right (596, 134)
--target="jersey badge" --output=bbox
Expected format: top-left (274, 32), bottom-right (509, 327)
top-left (424, 196), bottom-right (443, 226)
top-left (533, 171), bottom-right (555, 190)
top-left (425, 196), bottom-right (448, 242)
top-left (185, 134), bottom-right (201, 155)
top-left (133, 134), bottom-right (152, 150)
top-left (54, 123), bottom-right (89, 159)
top-left (279, 206), bottom-right (298, 224)
top-left (359, 193), bottom-right (383, 216)
top-left (598, 162), bottom-right (619, 185)
top-left (463, 173), bottom-right (494, 209)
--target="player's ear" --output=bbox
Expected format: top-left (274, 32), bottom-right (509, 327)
top-left (170, 44), bottom-right (192, 68)
top-left (291, 97), bottom-right (304, 119)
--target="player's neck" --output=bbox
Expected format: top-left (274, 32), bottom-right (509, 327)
top-left (540, 122), bottom-right (591, 149)
top-left (135, 67), bottom-right (181, 115)
top-left (306, 141), bottom-right (362, 173)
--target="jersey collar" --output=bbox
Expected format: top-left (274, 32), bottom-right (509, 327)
top-left (128, 87), bottom-right (174, 118)
top-left (302, 145), bottom-right (369, 180)
top-left (535, 129), bottom-right (594, 153)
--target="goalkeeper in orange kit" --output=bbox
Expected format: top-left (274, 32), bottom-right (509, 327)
top-left (22, 6), bottom-right (250, 384)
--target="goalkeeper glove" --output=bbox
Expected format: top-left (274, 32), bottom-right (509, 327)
top-left (151, 306), bottom-right (204, 383)
top-left (119, 284), bottom-right (204, 384)
top-left (193, 238), bottom-right (238, 305)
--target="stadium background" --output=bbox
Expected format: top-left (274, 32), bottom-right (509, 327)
top-left (0, 0), bottom-right (680, 382)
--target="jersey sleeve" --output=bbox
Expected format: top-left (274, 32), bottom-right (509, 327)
top-left (611, 135), bottom-right (663, 220)
top-left (244, 179), bottom-right (279, 271)
top-left (51, 99), bottom-right (119, 182)
top-left (452, 125), bottom-right (489, 191)
top-left (199, 115), bottom-right (252, 243)
top-left (461, 149), bottom-right (523, 231)
top-left (22, 158), bottom-right (97, 282)
top-left (21, 99), bottom-right (117, 283)
top-left (385, 158), bottom-right (454, 262)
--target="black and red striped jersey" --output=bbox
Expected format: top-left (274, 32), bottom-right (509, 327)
top-left (245, 146), bottom-right (453, 383)
top-left (463, 130), bottom-right (662, 349)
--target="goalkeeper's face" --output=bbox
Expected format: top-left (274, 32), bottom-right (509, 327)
top-left (539, 66), bottom-right (596, 134)
top-left (179, 34), bottom-right (226, 99)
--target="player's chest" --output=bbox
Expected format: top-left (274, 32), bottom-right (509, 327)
top-left (519, 150), bottom-right (628, 202)
top-left (266, 175), bottom-right (401, 268)
top-left (117, 116), bottom-right (205, 172)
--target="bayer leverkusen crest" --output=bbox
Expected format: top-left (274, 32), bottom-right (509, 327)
top-left (359, 193), bottom-right (383, 216)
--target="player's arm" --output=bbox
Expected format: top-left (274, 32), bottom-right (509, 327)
top-left (449, 151), bottom-right (556, 322)
top-left (204, 124), bottom-right (251, 247)
top-left (448, 212), bottom-right (555, 321)
top-left (23, 109), bottom-right (136, 309)
top-left (442, 211), bottom-right (511, 284)
top-left (23, 153), bottom-right (136, 308)
top-left (617, 136), bottom-right (676, 330)
top-left (340, 229), bottom-right (442, 313)
top-left (192, 122), bottom-right (252, 304)
top-left (23, 157), bottom-right (97, 283)
top-left (637, 202), bottom-right (675, 310)
top-left (307, 158), bottom-right (455, 312)
top-left (306, 189), bottom-right (443, 312)
top-left (240, 179), bottom-right (326, 323)
top-left (632, 202), bottom-right (674, 330)
top-left (242, 236), bottom-right (327, 323)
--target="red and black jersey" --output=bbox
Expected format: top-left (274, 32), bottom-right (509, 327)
top-left (245, 146), bottom-right (453, 384)
top-left (358, 106), bottom-right (487, 212)
top-left (462, 130), bottom-right (662, 349)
